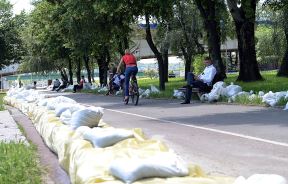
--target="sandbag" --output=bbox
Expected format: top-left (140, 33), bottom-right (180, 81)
top-left (109, 152), bottom-right (189, 184)
top-left (46, 96), bottom-right (77, 110)
top-left (225, 83), bottom-right (242, 97)
top-left (60, 109), bottom-right (73, 124)
top-left (69, 107), bottom-right (103, 129)
top-left (55, 103), bottom-right (85, 117)
top-left (233, 174), bottom-right (287, 184)
top-left (83, 127), bottom-right (134, 148)
top-left (284, 102), bottom-right (288, 110)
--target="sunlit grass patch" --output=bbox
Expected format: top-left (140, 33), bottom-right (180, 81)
top-left (0, 142), bottom-right (42, 184)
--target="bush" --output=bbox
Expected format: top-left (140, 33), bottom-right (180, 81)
top-left (192, 55), bottom-right (205, 74)
top-left (143, 69), bottom-right (158, 79)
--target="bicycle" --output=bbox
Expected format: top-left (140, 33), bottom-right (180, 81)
top-left (123, 74), bottom-right (139, 106)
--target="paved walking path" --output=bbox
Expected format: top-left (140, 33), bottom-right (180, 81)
top-left (0, 110), bottom-right (26, 143)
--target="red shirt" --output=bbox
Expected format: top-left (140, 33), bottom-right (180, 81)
top-left (122, 54), bottom-right (137, 67)
top-left (79, 79), bottom-right (84, 87)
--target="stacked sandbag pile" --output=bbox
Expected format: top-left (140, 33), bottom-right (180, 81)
top-left (199, 82), bottom-right (288, 110)
top-left (4, 87), bottom-right (286, 184)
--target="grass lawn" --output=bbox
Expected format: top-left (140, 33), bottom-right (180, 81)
top-left (0, 143), bottom-right (42, 183)
top-left (224, 71), bottom-right (288, 93)
top-left (0, 93), bottom-right (43, 183)
top-left (0, 93), bottom-right (5, 111)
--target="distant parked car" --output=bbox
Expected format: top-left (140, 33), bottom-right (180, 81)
top-left (168, 73), bottom-right (176, 78)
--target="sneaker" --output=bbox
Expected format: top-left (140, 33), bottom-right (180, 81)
top-left (181, 101), bottom-right (190, 104)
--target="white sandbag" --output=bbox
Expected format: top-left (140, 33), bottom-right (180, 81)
top-left (83, 83), bottom-right (91, 90)
top-left (284, 102), bottom-right (288, 110)
top-left (233, 174), bottom-right (287, 184)
top-left (141, 89), bottom-right (151, 98)
top-left (98, 87), bottom-right (108, 93)
top-left (109, 153), bottom-right (189, 184)
top-left (38, 99), bottom-right (49, 106)
top-left (60, 109), bottom-right (72, 124)
top-left (75, 126), bottom-right (92, 136)
top-left (83, 127), bottom-right (133, 148)
top-left (200, 81), bottom-right (226, 102)
top-left (55, 103), bottom-right (85, 117)
top-left (150, 85), bottom-right (160, 93)
top-left (69, 106), bottom-right (103, 129)
top-left (226, 83), bottom-right (242, 97)
top-left (233, 176), bottom-right (247, 184)
top-left (173, 90), bottom-right (184, 99)
top-left (258, 91), bottom-right (265, 97)
top-left (246, 174), bottom-right (287, 184)
top-left (262, 91), bottom-right (277, 107)
top-left (46, 96), bottom-right (77, 110)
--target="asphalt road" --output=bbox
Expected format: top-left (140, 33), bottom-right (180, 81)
top-left (45, 91), bottom-right (288, 179)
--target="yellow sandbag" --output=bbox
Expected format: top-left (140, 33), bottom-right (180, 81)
top-left (50, 123), bottom-right (75, 160)
top-left (7, 98), bottom-right (236, 184)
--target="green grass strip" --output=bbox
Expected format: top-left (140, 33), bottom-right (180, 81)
top-left (0, 142), bottom-right (42, 184)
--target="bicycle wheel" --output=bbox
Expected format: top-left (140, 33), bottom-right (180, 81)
top-left (131, 82), bottom-right (139, 106)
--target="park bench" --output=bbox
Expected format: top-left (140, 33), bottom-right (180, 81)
top-left (178, 73), bottom-right (222, 99)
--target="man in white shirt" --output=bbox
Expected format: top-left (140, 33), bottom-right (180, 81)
top-left (181, 57), bottom-right (217, 104)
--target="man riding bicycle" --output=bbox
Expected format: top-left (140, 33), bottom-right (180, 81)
top-left (117, 49), bottom-right (138, 103)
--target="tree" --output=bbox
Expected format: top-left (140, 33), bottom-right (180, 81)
top-left (142, 0), bottom-right (175, 90)
top-left (194, 0), bottom-right (227, 80)
top-left (170, 0), bottom-right (204, 80)
top-left (264, 0), bottom-right (288, 77)
top-left (0, 0), bottom-right (26, 69)
top-left (227, 0), bottom-right (263, 81)
top-left (20, 1), bottom-right (75, 83)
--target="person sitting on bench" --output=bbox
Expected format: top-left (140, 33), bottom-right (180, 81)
top-left (181, 57), bottom-right (216, 104)
top-left (56, 77), bottom-right (68, 92)
top-left (73, 75), bottom-right (85, 93)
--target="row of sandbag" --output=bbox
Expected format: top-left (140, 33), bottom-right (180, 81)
top-left (197, 82), bottom-right (288, 110)
top-left (4, 89), bottom-right (287, 184)
top-left (3, 93), bottom-right (236, 184)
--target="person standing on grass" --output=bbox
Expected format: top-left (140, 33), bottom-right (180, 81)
top-left (181, 56), bottom-right (217, 104)
top-left (117, 49), bottom-right (138, 102)
top-left (73, 75), bottom-right (85, 93)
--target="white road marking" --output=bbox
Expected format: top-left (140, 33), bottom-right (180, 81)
top-left (106, 108), bottom-right (288, 148)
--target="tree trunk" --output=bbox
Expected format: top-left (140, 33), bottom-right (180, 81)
top-left (277, 10), bottom-right (288, 77)
top-left (195, 0), bottom-right (226, 80)
top-left (206, 19), bottom-right (226, 80)
top-left (76, 58), bottom-right (81, 83)
top-left (235, 21), bottom-right (262, 81)
top-left (97, 56), bottom-right (108, 86)
top-left (59, 68), bottom-right (68, 82)
top-left (68, 58), bottom-right (73, 85)
top-left (181, 46), bottom-right (192, 80)
top-left (163, 47), bottom-right (169, 82)
top-left (227, 0), bottom-right (262, 81)
top-left (145, 13), bottom-right (165, 91)
top-left (83, 55), bottom-right (92, 83)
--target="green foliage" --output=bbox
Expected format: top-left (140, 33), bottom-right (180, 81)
top-left (233, 94), bottom-right (265, 106)
top-left (255, 12), bottom-right (285, 65)
top-left (192, 55), bottom-right (205, 74)
top-left (0, 93), bottom-right (5, 111)
top-left (169, 0), bottom-right (204, 68)
top-left (143, 69), bottom-right (158, 79)
top-left (0, 142), bottom-right (42, 184)
top-left (138, 77), bottom-right (186, 99)
top-left (0, 0), bottom-right (26, 69)
top-left (277, 96), bottom-right (288, 106)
